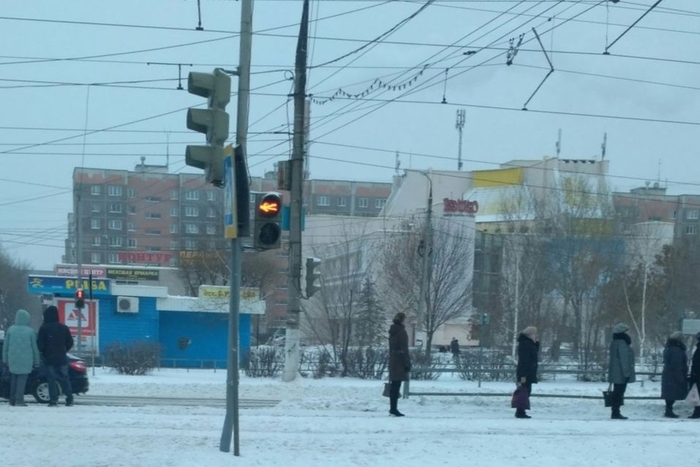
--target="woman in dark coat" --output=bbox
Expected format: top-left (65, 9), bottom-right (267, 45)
top-left (515, 326), bottom-right (539, 419)
top-left (388, 312), bottom-right (411, 417)
top-left (690, 332), bottom-right (700, 419)
top-left (608, 323), bottom-right (635, 420)
top-left (661, 331), bottom-right (688, 418)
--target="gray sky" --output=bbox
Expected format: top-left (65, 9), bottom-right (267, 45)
top-left (1, 0), bottom-right (699, 269)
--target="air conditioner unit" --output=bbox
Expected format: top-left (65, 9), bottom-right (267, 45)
top-left (117, 296), bottom-right (139, 313)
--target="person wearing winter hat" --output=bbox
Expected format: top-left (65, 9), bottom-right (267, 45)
top-left (387, 312), bottom-right (411, 417)
top-left (37, 305), bottom-right (74, 407)
top-left (2, 309), bottom-right (41, 406)
top-left (689, 332), bottom-right (700, 419)
top-left (515, 326), bottom-right (539, 419)
top-left (608, 323), bottom-right (636, 420)
top-left (661, 331), bottom-right (688, 418)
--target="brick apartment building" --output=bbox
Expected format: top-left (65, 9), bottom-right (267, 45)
top-left (64, 161), bottom-right (392, 338)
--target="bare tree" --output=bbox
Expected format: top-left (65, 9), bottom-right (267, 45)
top-left (381, 217), bottom-right (474, 356)
top-left (0, 246), bottom-right (39, 330)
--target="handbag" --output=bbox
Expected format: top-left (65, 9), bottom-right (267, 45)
top-left (685, 384), bottom-right (700, 407)
top-left (511, 384), bottom-right (530, 411)
top-left (602, 384), bottom-right (614, 407)
top-left (382, 382), bottom-right (391, 398)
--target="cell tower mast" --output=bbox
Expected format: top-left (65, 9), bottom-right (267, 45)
top-left (455, 109), bottom-right (465, 171)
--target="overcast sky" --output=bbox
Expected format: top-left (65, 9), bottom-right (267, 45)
top-left (1, 0), bottom-right (699, 269)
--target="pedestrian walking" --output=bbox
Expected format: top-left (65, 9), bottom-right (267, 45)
top-left (37, 305), bottom-right (74, 407)
top-left (450, 337), bottom-right (460, 360)
top-left (661, 331), bottom-right (688, 418)
top-left (515, 326), bottom-right (539, 419)
top-left (388, 312), bottom-right (411, 417)
top-left (608, 323), bottom-right (636, 420)
top-left (2, 309), bottom-right (40, 406)
top-left (689, 332), bottom-right (700, 419)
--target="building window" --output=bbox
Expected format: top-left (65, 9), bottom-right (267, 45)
top-left (185, 224), bottom-right (199, 234)
top-left (145, 213), bottom-right (161, 219)
top-left (90, 186), bottom-right (101, 196)
top-left (108, 186), bottom-right (122, 197)
top-left (206, 191), bottom-right (215, 202)
top-left (185, 190), bottom-right (199, 201)
top-left (337, 197), bottom-right (346, 207)
top-left (127, 238), bottom-right (137, 248)
top-left (146, 246), bottom-right (161, 252)
top-left (127, 188), bottom-right (135, 199)
top-left (688, 210), bottom-right (699, 220)
top-left (185, 206), bottom-right (199, 217)
top-left (108, 220), bottom-right (122, 230)
top-left (170, 190), bottom-right (179, 200)
top-left (185, 240), bottom-right (196, 251)
top-left (249, 194), bottom-right (256, 204)
top-left (170, 241), bottom-right (178, 250)
top-left (317, 196), bottom-right (330, 206)
top-left (127, 222), bottom-right (135, 232)
top-left (207, 208), bottom-right (216, 218)
top-left (109, 236), bottom-right (122, 247)
top-left (145, 229), bottom-right (161, 236)
top-left (128, 205), bottom-right (136, 215)
top-left (206, 224), bottom-right (216, 235)
top-left (375, 199), bottom-right (386, 209)
top-left (687, 225), bottom-right (698, 235)
top-left (358, 198), bottom-right (368, 208)
top-left (92, 237), bottom-right (101, 247)
top-left (91, 253), bottom-right (100, 263)
top-left (91, 219), bottom-right (100, 230)
top-left (672, 210), bottom-right (677, 220)
top-left (109, 203), bottom-right (122, 213)
top-left (91, 203), bottom-right (101, 213)
top-left (170, 224), bottom-right (179, 234)
top-left (170, 207), bottom-right (178, 217)
top-left (146, 196), bottom-right (161, 203)
top-left (108, 253), bottom-right (119, 264)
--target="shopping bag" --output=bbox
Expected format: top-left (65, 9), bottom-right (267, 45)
top-left (602, 384), bottom-right (614, 408)
top-left (685, 384), bottom-right (700, 407)
top-left (382, 382), bottom-right (391, 398)
top-left (511, 384), bottom-right (530, 411)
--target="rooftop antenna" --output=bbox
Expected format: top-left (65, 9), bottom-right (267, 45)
top-left (166, 132), bottom-right (170, 171)
top-left (601, 132), bottom-right (607, 160)
top-left (455, 109), bottom-right (466, 171)
top-left (657, 159), bottom-right (661, 183)
top-left (555, 128), bottom-right (562, 157)
top-left (395, 151), bottom-right (401, 175)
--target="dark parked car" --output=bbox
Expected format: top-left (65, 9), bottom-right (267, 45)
top-left (0, 339), bottom-right (89, 403)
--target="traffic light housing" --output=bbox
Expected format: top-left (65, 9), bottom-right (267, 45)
top-left (185, 68), bottom-right (231, 187)
top-left (75, 288), bottom-right (85, 309)
top-left (253, 192), bottom-right (282, 249)
top-left (305, 257), bottom-right (322, 298)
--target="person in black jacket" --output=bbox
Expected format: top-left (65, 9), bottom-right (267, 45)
top-left (690, 332), bottom-right (700, 419)
top-left (37, 306), bottom-right (74, 407)
top-left (515, 326), bottom-right (539, 419)
top-left (388, 312), bottom-right (411, 417)
top-left (661, 331), bottom-right (688, 418)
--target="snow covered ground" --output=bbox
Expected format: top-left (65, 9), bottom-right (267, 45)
top-left (1, 368), bottom-right (698, 466)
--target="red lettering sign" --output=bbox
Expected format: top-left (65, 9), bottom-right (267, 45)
top-left (116, 252), bottom-right (173, 264)
top-left (443, 198), bottom-right (479, 215)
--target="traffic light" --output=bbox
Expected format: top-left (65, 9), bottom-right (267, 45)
top-left (305, 257), bottom-right (322, 298)
top-left (253, 192), bottom-right (282, 249)
top-left (185, 68), bottom-right (231, 187)
top-left (75, 288), bottom-right (85, 309)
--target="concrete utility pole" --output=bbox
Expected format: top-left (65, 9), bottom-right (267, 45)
top-left (455, 109), bottom-right (465, 171)
top-left (219, 0), bottom-right (253, 457)
top-left (282, 0), bottom-right (310, 383)
top-left (416, 171), bottom-right (433, 350)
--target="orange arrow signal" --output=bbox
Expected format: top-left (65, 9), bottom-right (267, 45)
top-left (259, 201), bottom-right (280, 214)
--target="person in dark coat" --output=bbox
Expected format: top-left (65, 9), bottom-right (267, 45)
top-left (661, 331), bottom-right (688, 418)
top-left (515, 326), bottom-right (539, 419)
top-left (450, 338), bottom-right (460, 359)
top-left (689, 332), bottom-right (700, 419)
top-left (388, 312), bottom-right (411, 417)
top-left (37, 306), bottom-right (74, 407)
top-left (608, 323), bottom-right (635, 420)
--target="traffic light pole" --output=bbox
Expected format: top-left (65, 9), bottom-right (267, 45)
top-left (75, 183), bottom-right (83, 354)
top-left (219, 0), bottom-right (253, 457)
top-left (282, 0), bottom-right (310, 383)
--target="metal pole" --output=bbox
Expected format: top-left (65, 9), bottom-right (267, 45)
top-left (512, 240), bottom-right (519, 360)
top-left (76, 188), bottom-right (83, 354)
top-left (478, 323), bottom-right (483, 388)
top-left (417, 171), bottom-right (433, 351)
top-left (219, 0), bottom-right (253, 456)
top-left (282, 0), bottom-right (310, 383)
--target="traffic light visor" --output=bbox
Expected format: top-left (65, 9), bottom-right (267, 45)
top-left (258, 193), bottom-right (281, 218)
